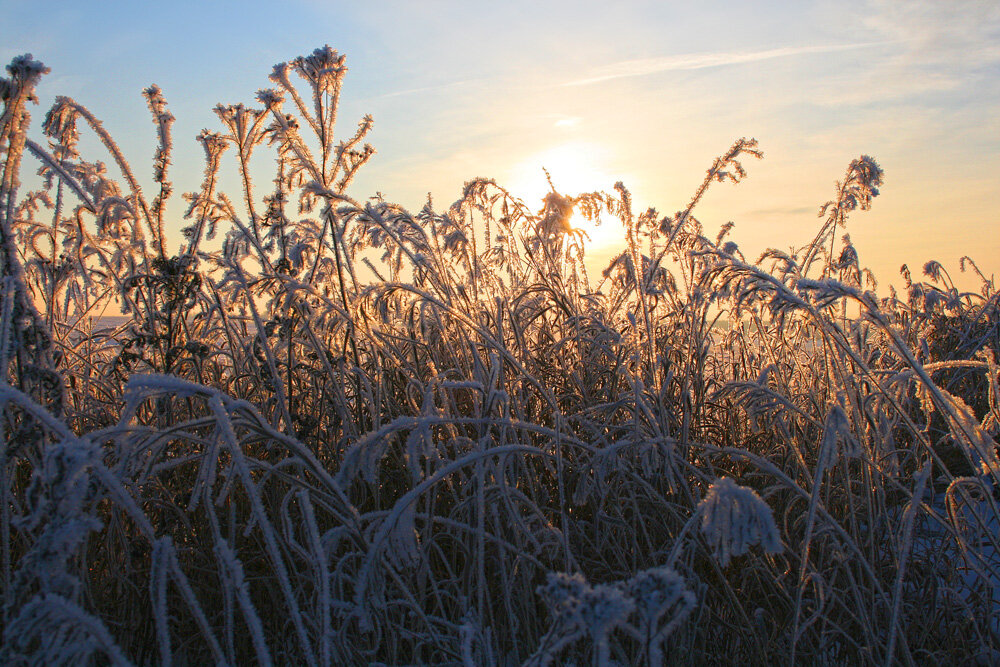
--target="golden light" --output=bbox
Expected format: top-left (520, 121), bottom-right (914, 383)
top-left (505, 142), bottom-right (628, 250)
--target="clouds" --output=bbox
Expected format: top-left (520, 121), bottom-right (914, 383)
top-left (861, 0), bottom-right (1000, 63)
top-left (842, 0), bottom-right (1000, 101)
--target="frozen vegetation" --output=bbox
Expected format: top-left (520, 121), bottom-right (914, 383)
top-left (0, 46), bottom-right (998, 665)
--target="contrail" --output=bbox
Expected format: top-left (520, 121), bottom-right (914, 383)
top-left (564, 42), bottom-right (886, 86)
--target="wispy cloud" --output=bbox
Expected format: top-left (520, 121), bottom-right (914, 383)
top-left (377, 79), bottom-right (472, 99)
top-left (747, 205), bottom-right (818, 218)
top-left (564, 42), bottom-right (887, 86)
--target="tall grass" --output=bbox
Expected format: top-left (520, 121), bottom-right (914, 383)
top-left (1, 46), bottom-right (998, 665)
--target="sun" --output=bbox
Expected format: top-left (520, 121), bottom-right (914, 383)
top-left (506, 142), bottom-right (628, 249)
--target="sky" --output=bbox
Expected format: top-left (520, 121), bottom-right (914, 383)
top-left (3, 0), bottom-right (999, 293)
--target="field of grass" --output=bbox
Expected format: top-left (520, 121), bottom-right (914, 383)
top-left (1, 46), bottom-right (998, 665)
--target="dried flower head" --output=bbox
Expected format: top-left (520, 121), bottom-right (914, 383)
top-left (698, 477), bottom-right (783, 566)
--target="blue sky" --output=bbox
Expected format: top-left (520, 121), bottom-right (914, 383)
top-left (4, 0), bottom-right (999, 290)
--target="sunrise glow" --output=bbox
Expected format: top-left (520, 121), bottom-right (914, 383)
top-left (507, 142), bottom-right (628, 250)
top-left (5, 2), bottom-right (995, 288)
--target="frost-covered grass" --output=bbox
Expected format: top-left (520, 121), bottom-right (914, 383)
top-left (1, 47), bottom-right (998, 665)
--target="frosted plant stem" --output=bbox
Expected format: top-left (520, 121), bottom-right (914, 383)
top-left (665, 510), bottom-right (700, 566)
top-left (789, 443), bottom-right (828, 665)
top-left (209, 394), bottom-right (317, 667)
top-left (884, 461), bottom-right (931, 667)
top-left (476, 434), bottom-right (487, 625)
top-left (352, 444), bottom-right (555, 615)
top-left (0, 434), bottom-right (8, 628)
top-left (555, 412), bottom-right (572, 569)
top-left (235, 271), bottom-right (294, 431)
top-left (151, 539), bottom-right (174, 667)
top-left (59, 99), bottom-right (163, 257)
top-left (299, 490), bottom-right (332, 667)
